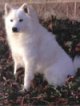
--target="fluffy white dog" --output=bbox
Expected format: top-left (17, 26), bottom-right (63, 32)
top-left (4, 3), bottom-right (80, 90)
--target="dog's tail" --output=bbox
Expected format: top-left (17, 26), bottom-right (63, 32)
top-left (73, 56), bottom-right (80, 70)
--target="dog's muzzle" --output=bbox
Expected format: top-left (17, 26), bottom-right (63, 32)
top-left (12, 27), bottom-right (18, 32)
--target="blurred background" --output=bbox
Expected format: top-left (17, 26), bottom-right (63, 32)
top-left (0, 0), bottom-right (80, 21)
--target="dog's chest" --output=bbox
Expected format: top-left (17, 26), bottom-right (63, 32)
top-left (8, 34), bottom-right (36, 56)
top-left (8, 35), bottom-right (25, 55)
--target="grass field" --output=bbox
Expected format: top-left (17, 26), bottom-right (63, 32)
top-left (0, 13), bottom-right (80, 106)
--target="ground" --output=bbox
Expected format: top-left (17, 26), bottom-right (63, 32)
top-left (0, 13), bottom-right (80, 106)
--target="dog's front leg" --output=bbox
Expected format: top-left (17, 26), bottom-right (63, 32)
top-left (23, 59), bottom-right (36, 90)
top-left (12, 54), bottom-right (21, 77)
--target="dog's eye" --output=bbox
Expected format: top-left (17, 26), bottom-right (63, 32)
top-left (10, 19), bottom-right (13, 22)
top-left (19, 19), bottom-right (23, 22)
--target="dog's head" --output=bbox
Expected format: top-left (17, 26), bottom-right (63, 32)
top-left (4, 3), bottom-right (39, 33)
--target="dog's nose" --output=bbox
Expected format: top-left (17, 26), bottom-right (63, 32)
top-left (12, 27), bottom-right (18, 32)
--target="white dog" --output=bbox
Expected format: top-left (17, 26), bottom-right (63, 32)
top-left (4, 3), bottom-right (80, 90)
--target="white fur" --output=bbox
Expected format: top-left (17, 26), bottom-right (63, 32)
top-left (4, 3), bottom-right (78, 90)
top-left (74, 56), bottom-right (80, 70)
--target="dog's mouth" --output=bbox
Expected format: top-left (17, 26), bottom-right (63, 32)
top-left (12, 27), bottom-right (19, 33)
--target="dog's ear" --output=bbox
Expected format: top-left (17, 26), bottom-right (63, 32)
top-left (20, 3), bottom-right (35, 15)
top-left (5, 3), bottom-right (11, 15)
top-left (20, 3), bottom-right (39, 22)
top-left (20, 3), bottom-right (28, 13)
